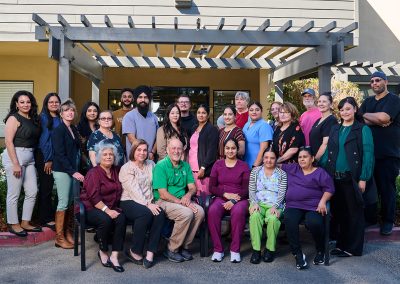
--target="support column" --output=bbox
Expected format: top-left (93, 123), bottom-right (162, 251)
top-left (58, 57), bottom-right (71, 102)
top-left (318, 64), bottom-right (331, 93)
top-left (91, 79), bottom-right (100, 104)
top-left (274, 81), bottom-right (284, 102)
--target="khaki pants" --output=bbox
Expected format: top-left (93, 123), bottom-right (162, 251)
top-left (158, 200), bottom-right (205, 252)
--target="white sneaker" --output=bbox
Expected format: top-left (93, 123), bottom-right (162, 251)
top-left (230, 251), bottom-right (241, 263)
top-left (211, 252), bottom-right (224, 262)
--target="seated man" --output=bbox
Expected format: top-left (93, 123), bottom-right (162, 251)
top-left (153, 138), bottom-right (205, 263)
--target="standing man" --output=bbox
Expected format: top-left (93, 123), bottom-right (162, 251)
top-left (122, 85), bottom-right (158, 160)
top-left (177, 94), bottom-right (197, 137)
top-left (299, 88), bottom-right (321, 146)
top-left (360, 71), bottom-right (400, 235)
top-left (217, 91), bottom-right (250, 129)
top-left (153, 138), bottom-right (205, 262)
top-left (113, 88), bottom-right (134, 150)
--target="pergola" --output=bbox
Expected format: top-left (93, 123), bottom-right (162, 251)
top-left (33, 13), bottom-right (358, 102)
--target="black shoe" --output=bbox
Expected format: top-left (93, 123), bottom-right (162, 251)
top-left (125, 249), bottom-right (143, 265)
top-left (163, 249), bottom-right (184, 263)
top-left (313, 251), bottom-right (324, 265)
top-left (98, 251), bottom-right (112, 268)
top-left (380, 223), bottom-right (393, 236)
top-left (42, 223), bottom-right (56, 231)
top-left (143, 258), bottom-right (154, 269)
top-left (110, 261), bottom-right (125, 273)
top-left (8, 226), bottom-right (28, 237)
top-left (330, 248), bottom-right (343, 256)
top-left (336, 250), bottom-right (352, 257)
top-left (180, 249), bottom-right (193, 261)
top-left (250, 250), bottom-right (261, 264)
top-left (263, 249), bottom-right (275, 263)
top-left (295, 252), bottom-right (307, 270)
top-left (21, 226), bottom-right (42, 232)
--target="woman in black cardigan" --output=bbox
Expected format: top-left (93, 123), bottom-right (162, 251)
top-left (188, 104), bottom-right (219, 196)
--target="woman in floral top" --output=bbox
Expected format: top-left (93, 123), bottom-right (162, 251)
top-left (249, 147), bottom-right (287, 264)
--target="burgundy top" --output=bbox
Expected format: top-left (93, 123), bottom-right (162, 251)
top-left (209, 159), bottom-right (250, 199)
top-left (79, 165), bottom-right (122, 212)
top-left (236, 111), bottom-right (249, 129)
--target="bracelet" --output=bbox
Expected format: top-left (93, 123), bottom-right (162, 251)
top-left (101, 205), bottom-right (108, 212)
top-left (230, 199), bottom-right (237, 204)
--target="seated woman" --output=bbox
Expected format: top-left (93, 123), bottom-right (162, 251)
top-left (119, 139), bottom-right (166, 269)
top-left (249, 148), bottom-right (287, 264)
top-left (78, 141), bottom-right (126, 273)
top-left (283, 147), bottom-right (334, 270)
top-left (208, 138), bottom-right (250, 263)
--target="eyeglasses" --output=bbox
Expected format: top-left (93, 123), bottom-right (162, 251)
top-left (99, 117), bottom-right (112, 121)
top-left (178, 101), bottom-right (190, 105)
top-left (370, 78), bottom-right (383, 84)
top-left (48, 101), bottom-right (60, 105)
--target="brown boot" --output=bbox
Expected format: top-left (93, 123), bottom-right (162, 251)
top-left (55, 211), bottom-right (73, 249)
top-left (64, 206), bottom-right (75, 245)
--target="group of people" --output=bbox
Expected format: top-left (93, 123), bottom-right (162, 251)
top-left (2, 71), bottom-right (399, 271)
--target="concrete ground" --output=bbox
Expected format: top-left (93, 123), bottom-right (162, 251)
top-left (1, 230), bottom-right (399, 284)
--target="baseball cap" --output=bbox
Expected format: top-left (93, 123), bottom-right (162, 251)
top-left (370, 71), bottom-right (387, 81)
top-left (301, 88), bottom-right (316, 96)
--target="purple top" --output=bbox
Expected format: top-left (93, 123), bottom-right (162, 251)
top-left (209, 159), bottom-right (250, 199)
top-left (282, 163), bottom-right (334, 211)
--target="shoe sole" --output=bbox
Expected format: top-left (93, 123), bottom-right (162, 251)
top-left (163, 252), bottom-right (184, 263)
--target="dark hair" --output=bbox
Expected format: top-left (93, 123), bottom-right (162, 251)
top-left (262, 145), bottom-right (277, 158)
top-left (134, 85), bottom-right (152, 101)
top-left (177, 94), bottom-right (191, 102)
top-left (249, 101), bottom-right (263, 111)
top-left (120, 88), bottom-right (134, 97)
top-left (78, 101), bottom-right (100, 138)
top-left (338, 96), bottom-right (362, 123)
top-left (163, 104), bottom-right (187, 147)
top-left (224, 105), bottom-right (237, 116)
top-left (41, 92), bottom-right (61, 130)
top-left (319, 92), bottom-right (333, 104)
top-left (4, 90), bottom-right (39, 125)
top-left (197, 104), bottom-right (210, 115)
top-left (129, 139), bottom-right (148, 161)
top-left (298, 146), bottom-right (313, 156)
top-left (223, 138), bottom-right (239, 158)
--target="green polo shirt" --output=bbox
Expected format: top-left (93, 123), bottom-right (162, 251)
top-left (152, 156), bottom-right (195, 201)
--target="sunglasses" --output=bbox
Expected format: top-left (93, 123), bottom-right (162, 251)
top-left (370, 78), bottom-right (383, 84)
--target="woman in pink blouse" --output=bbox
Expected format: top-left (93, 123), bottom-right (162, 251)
top-left (119, 139), bottom-right (165, 269)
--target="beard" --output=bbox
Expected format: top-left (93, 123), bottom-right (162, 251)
top-left (122, 100), bottom-right (132, 108)
top-left (303, 99), bottom-right (315, 108)
top-left (372, 85), bottom-right (385, 95)
top-left (137, 102), bottom-right (149, 117)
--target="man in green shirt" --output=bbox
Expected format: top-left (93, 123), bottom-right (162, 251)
top-left (153, 138), bottom-right (205, 263)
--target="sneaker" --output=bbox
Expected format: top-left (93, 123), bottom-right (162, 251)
top-left (380, 223), bottom-right (393, 236)
top-left (230, 251), bottom-right (241, 263)
top-left (295, 252), bottom-right (307, 270)
top-left (163, 250), bottom-right (184, 263)
top-left (211, 252), bottom-right (224, 262)
top-left (263, 249), bottom-right (275, 263)
top-left (313, 251), bottom-right (324, 265)
top-left (180, 249), bottom-right (193, 261)
top-left (249, 250), bottom-right (261, 264)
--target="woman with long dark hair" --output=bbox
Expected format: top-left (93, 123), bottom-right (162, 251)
top-left (77, 101), bottom-right (100, 174)
top-left (156, 103), bottom-right (188, 160)
top-left (321, 97), bottom-right (375, 257)
top-left (2, 90), bottom-right (41, 237)
top-left (35, 92), bottom-right (61, 230)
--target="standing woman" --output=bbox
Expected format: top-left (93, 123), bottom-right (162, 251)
top-left (188, 104), bottom-right (219, 196)
top-left (268, 101), bottom-right (282, 131)
top-left (52, 99), bottom-right (85, 249)
top-left (321, 97), bottom-right (375, 257)
top-left (243, 101), bottom-right (274, 169)
top-left (309, 92), bottom-right (338, 162)
top-left (87, 110), bottom-right (125, 167)
top-left (272, 102), bottom-right (305, 164)
top-left (77, 101), bottom-right (100, 174)
top-left (2, 91), bottom-right (41, 237)
top-left (217, 105), bottom-right (245, 160)
top-left (156, 103), bottom-right (188, 160)
top-left (35, 93), bottom-right (61, 230)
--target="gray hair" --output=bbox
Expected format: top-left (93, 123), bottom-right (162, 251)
top-left (235, 91), bottom-right (250, 104)
top-left (94, 140), bottom-right (120, 166)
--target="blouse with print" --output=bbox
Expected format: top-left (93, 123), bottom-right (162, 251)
top-left (272, 121), bottom-right (305, 163)
top-left (87, 129), bottom-right (125, 166)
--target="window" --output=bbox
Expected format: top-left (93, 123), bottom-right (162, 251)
top-left (0, 81), bottom-right (34, 137)
top-left (213, 90), bottom-right (250, 122)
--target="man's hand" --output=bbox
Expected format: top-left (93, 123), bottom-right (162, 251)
top-left (187, 202), bottom-right (198, 213)
top-left (180, 193), bottom-right (192, 207)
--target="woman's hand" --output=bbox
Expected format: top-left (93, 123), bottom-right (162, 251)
top-left (223, 192), bottom-right (241, 201)
top-left (72, 172), bottom-right (85, 182)
top-left (249, 204), bottom-right (260, 214)
top-left (12, 163), bottom-right (22, 178)
top-left (223, 201), bottom-right (235, 211)
top-left (105, 209), bottom-right (120, 219)
top-left (269, 206), bottom-right (281, 218)
top-left (147, 203), bottom-right (162, 215)
top-left (44, 161), bottom-right (52, 175)
top-left (197, 168), bottom-right (205, 179)
top-left (358, 180), bottom-right (366, 193)
top-left (316, 200), bottom-right (327, 216)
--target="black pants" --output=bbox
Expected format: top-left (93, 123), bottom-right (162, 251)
top-left (34, 150), bottom-right (56, 225)
top-left (332, 178), bottom-right (364, 256)
top-left (375, 157), bottom-right (400, 224)
top-left (284, 208), bottom-right (324, 255)
top-left (120, 200), bottom-right (166, 254)
top-left (86, 209), bottom-right (126, 252)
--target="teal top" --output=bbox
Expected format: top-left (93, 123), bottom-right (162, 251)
top-left (335, 126), bottom-right (351, 173)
